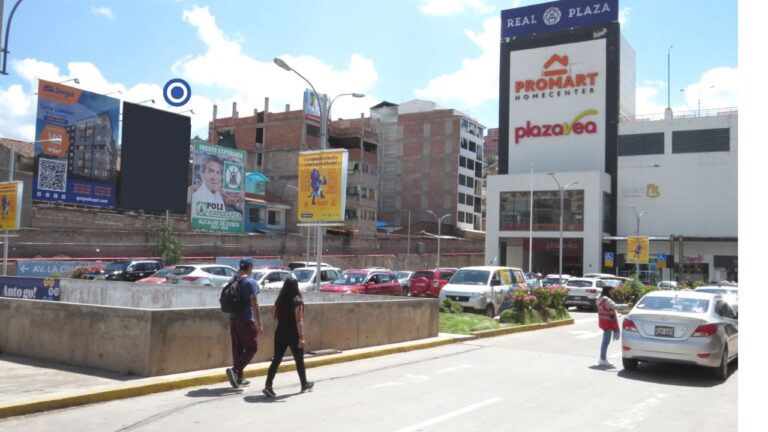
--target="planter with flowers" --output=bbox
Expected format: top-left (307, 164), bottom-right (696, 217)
top-left (499, 286), bottom-right (570, 325)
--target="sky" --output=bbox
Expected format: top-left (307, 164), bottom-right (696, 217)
top-left (0, 0), bottom-right (739, 141)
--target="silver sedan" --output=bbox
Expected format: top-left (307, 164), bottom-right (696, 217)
top-left (621, 291), bottom-right (738, 380)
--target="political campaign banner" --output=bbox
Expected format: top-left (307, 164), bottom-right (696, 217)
top-left (626, 236), bottom-right (650, 264)
top-left (297, 150), bottom-right (348, 223)
top-left (0, 276), bottom-right (60, 301)
top-left (190, 142), bottom-right (245, 233)
top-left (0, 181), bottom-right (23, 230)
top-left (32, 80), bottom-right (120, 208)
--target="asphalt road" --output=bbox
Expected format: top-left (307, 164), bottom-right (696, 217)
top-left (0, 311), bottom-right (738, 432)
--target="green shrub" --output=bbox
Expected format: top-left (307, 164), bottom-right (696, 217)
top-left (440, 298), bottom-right (463, 314)
top-left (499, 308), bottom-right (542, 325)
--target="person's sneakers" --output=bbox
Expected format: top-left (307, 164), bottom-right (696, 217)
top-left (238, 378), bottom-right (251, 387)
top-left (226, 368), bottom-right (239, 389)
top-left (262, 387), bottom-right (276, 397)
top-left (598, 359), bottom-right (615, 368)
top-left (301, 381), bottom-right (315, 393)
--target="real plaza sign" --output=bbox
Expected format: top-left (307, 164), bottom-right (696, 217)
top-left (501, 0), bottom-right (618, 38)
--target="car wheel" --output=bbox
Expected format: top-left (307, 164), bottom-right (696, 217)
top-left (402, 287), bottom-right (409, 296)
top-left (484, 304), bottom-right (495, 318)
top-left (622, 357), bottom-right (638, 371)
top-left (713, 346), bottom-right (729, 381)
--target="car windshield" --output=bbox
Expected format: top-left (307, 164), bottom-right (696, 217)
top-left (566, 280), bottom-right (594, 288)
top-left (332, 273), bottom-right (367, 285)
top-left (697, 288), bottom-right (738, 297)
top-left (105, 262), bottom-right (129, 272)
top-left (251, 271), bottom-right (266, 281)
top-left (169, 266), bottom-right (195, 276)
top-left (396, 272), bottom-right (411, 280)
top-left (413, 271), bottom-right (435, 280)
top-left (151, 267), bottom-right (175, 277)
top-left (292, 269), bottom-right (315, 282)
top-left (636, 296), bottom-right (710, 313)
top-left (450, 270), bottom-right (490, 285)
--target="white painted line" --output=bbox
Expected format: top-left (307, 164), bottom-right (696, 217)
top-left (602, 393), bottom-right (668, 429)
top-left (369, 374), bottom-right (431, 389)
top-left (569, 330), bottom-right (604, 339)
top-left (395, 397), bottom-right (503, 432)
top-left (433, 365), bottom-right (471, 375)
top-left (575, 317), bottom-right (598, 324)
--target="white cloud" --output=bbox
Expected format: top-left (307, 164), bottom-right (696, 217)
top-left (174, 6), bottom-right (380, 131)
top-left (619, 7), bottom-right (630, 28)
top-left (414, 16), bottom-right (499, 110)
top-left (91, 7), bottom-right (115, 20)
top-left (679, 67), bottom-right (739, 113)
top-left (420, 0), bottom-right (496, 16)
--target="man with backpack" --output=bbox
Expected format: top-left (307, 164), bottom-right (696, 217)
top-left (225, 258), bottom-right (262, 388)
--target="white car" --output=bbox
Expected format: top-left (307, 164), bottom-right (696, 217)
top-left (439, 266), bottom-right (526, 317)
top-left (657, 280), bottom-right (679, 290)
top-left (251, 269), bottom-right (292, 289)
top-left (564, 277), bottom-right (605, 310)
top-left (694, 286), bottom-right (739, 317)
top-left (264, 266), bottom-right (342, 292)
top-left (166, 264), bottom-right (238, 287)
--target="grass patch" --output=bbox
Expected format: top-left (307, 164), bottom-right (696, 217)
top-left (439, 312), bottom-right (501, 334)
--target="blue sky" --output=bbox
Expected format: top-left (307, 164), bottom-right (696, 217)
top-left (0, 0), bottom-right (739, 140)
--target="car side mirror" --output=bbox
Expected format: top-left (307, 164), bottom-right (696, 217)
top-left (490, 279), bottom-right (500, 286)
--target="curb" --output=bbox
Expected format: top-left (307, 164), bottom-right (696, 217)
top-left (470, 318), bottom-right (575, 338)
top-left (0, 336), bottom-right (455, 420)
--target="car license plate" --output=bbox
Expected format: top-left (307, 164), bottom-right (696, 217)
top-left (654, 326), bottom-right (675, 337)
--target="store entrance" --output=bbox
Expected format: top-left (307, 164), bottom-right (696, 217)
top-left (523, 238), bottom-right (584, 277)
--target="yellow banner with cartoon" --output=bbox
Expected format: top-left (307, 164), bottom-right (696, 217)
top-left (626, 236), bottom-right (649, 264)
top-left (0, 181), bottom-right (23, 231)
top-left (298, 150), bottom-right (348, 222)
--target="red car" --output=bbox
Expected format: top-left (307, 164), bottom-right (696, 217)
top-left (408, 269), bottom-right (457, 297)
top-left (135, 266), bottom-right (178, 284)
top-left (320, 269), bottom-right (403, 296)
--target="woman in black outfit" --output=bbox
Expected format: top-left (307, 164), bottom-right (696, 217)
top-left (262, 278), bottom-right (314, 397)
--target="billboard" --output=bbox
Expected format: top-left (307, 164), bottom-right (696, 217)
top-left (119, 102), bottom-right (191, 213)
top-left (190, 142), bottom-right (245, 233)
top-left (501, 0), bottom-right (618, 38)
top-left (303, 89), bottom-right (327, 122)
top-left (297, 150), bottom-right (348, 222)
top-left (32, 80), bottom-right (120, 208)
top-left (507, 38), bottom-right (607, 174)
top-left (0, 181), bottom-right (23, 230)
top-left (0, 276), bottom-right (60, 301)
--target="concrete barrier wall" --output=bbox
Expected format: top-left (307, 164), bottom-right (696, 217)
top-left (0, 294), bottom-right (438, 376)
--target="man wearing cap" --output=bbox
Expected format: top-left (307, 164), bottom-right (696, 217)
top-left (226, 258), bottom-right (263, 388)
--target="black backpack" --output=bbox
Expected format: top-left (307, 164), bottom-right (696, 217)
top-left (220, 275), bottom-right (246, 313)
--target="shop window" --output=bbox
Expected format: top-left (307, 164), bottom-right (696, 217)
top-left (249, 207), bottom-right (263, 223)
top-left (268, 210), bottom-right (281, 226)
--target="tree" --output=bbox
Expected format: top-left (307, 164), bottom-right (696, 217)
top-left (149, 219), bottom-right (183, 265)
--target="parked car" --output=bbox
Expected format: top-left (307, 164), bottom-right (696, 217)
top-left (583, 273), bottom-right (631, 287)
top-left (287, 261), bottom-right (335, 271)
top-left (266, 266), bottom-right (342, 292)
top-left (657, 280), bottom-right (679, 290)
top-left (439, 266), bottom-right (527, 317)
top-left (165, 264), bottom-right (238, 287)
top-left (251, 269), bottom-right (292, 289)
top-left (135, 266), bottom-right (178, 284)
top-left (396, 271), bottom-right (414, 296)
top-left (320, 269), bottom-right (403, 296)
top-left (408, 269), bottom-right (457, 298)
top-left (621, 290), bottom-right (738, 380)
top-left (694, 286), bottom-right (739, 317)
top-left (98, 260), bottom-right (165, 282)
top-left (542, 274), bottom-right (573, 287)
top-left (564, 277), bottom-right (605, 310)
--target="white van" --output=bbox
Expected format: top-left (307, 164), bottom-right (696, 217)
top-left (438, 266), bottom-right (527, 317)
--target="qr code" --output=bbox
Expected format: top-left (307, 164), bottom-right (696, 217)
top-left (38, 158), bottom-right (68, 192)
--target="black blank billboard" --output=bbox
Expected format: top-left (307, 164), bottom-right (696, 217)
top-left (119, 102), bottom-right (191, 213)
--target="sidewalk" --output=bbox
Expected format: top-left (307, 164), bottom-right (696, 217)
top-left (0, 319), bottom-right (573, 419)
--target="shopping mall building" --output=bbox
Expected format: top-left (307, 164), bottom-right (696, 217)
top-left (484, 0), bottom-right (737, 283)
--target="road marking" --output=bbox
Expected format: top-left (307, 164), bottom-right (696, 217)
top-left (394, 397), bottom-right (503, 432)
top-left (602, 393), bottom-right (669, 429)
top-left (569, 330), bottom-right (603, 339)
top-left (575, 317), bottom-right (598, 324)
top-left (433, 365), bottom-right (471, 375)
top-left (608, 352), bottom-right (622, 359)
top-left (369, 374), bottom-right (431, 389)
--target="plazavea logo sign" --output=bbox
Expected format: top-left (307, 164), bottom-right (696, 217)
top-left (501, 0), bottom-right (618, 38)
top-left (515, 54), bottom-right (599, 101)
top-left (514, 109), bottom-right (598, 144)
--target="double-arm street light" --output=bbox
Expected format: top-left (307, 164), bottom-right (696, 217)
top-left (274, 57), bottom-right (364, 291)
top-left (426, 210), bottom-right (451, 268)
top-left (547, 173), bottom-right (578, 281)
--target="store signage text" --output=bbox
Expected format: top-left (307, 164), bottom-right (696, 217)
top-left (682, 255), bottom-right (705, 264)
top-left (514, 109), bottom-right (598, 144)
top-left (514, 54), bottom-right (599, 101)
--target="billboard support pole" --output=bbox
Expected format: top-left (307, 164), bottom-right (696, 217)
top-left (2, 141), bottom-right (14, 275)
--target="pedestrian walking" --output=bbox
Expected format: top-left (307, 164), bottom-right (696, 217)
top-left (262, 278), bottom-right (314, 397)
top-left (226, 258), bottom-right (263, 388)
top-left (596, 285), bottom-right (626, 368)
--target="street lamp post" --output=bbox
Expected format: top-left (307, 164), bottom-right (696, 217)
top-left (667, 45), bottom-right (673, 108)
top-left (680, 85), bottom-right (715, 117)
top-left (274, 57), bottom-right (363, 291)
top-left (1, 0), bottom-right (25, 76)
top-left (547, 173), bottom-right (578, 281)
top-left (426, 210), bottom-right (450, 268)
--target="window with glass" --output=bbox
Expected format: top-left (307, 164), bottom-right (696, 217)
top-left (499, 190), bottom-right (584, 231)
